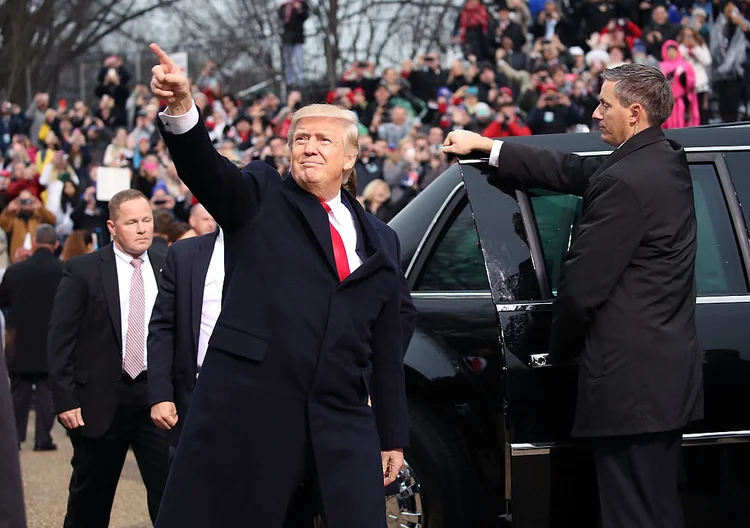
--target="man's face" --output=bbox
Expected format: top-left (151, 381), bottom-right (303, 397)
top-left (424, 54), bottom-right (439, 70)
top-left (428, 127), bottom-right (444, 145)
top-left (391, 107), bottom-right (407, 125)
top-left (290, 117), bottom-right (356, 198)
top-left (480, 69), bottom-right (495, 84)
top-left (592, 80), bottom-right (633, 146)
top-left (18, 190), bottom-right (34, 214)
top-left (107, 198), bottom-right (154, 256)
top-left (652, 6), bottom-right (667, 24)
top-left (189, 205), bottom-right (217, 235)
top-left (375, 86), bottom-right (390, 104)
top-left (359, 135), bottom-right (373, 154)
top-left (553, 69), bottom-right (565, 86)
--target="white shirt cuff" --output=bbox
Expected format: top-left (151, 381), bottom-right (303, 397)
top-left (158, 101), bottom-right (198, 135)
top-left (489, 140), bottom-right (504, 167)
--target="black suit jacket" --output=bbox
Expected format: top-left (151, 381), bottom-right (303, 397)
top-left (0, 325), bottom-right (26, 528)
top-left (147, 231), bottom-right (219, 445)
top-left (47, 244), bottom-right (165, 439)
top-left (496, 126), bottom-right (703, 437)
top-left (0, 249), bottom-right (63, 374)
top-left (160, 113), bottom-right (412, 451)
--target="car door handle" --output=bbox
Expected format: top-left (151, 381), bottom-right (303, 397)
top-left (530, 354), bottom-right (550, 368)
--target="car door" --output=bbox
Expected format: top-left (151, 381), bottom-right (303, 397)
top-left (462, 151), bottom-right (750, 527)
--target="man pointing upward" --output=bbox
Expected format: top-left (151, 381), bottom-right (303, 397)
top-left (149, 44), bottom-right (413, 527)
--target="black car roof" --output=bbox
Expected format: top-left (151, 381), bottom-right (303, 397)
top-left (501, 124), bottom-right (750, 153)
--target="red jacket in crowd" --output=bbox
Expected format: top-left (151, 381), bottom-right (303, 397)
top-left (481, 120), bottom-right (532, 138)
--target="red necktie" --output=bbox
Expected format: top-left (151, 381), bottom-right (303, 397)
top-left (322, 202), bottom-right (350, 281)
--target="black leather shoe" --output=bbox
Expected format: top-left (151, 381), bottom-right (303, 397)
top-left (33, 443), bottom-right (57, 452)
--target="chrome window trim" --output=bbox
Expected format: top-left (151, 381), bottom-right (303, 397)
top-left (511, 430), bottom-right (750, 456)
top-left (404, 182), bottom-right (464, 279)
top-left (574, 145), bottom-right (750, 157)
top-left (410, 291), bottom-right (492, 300)
top-left (409, 293), bottom-right (750, 305)
top-left (696, 295), bottom-right (750, 304)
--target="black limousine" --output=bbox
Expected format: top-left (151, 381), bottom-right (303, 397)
top-left (385, 124), bottom-right (750, 528)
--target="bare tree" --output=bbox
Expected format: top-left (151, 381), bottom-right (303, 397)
top-left (306, 0), bottom-right (462, 90)
top-left (0, 0), bottom-right (182, 103)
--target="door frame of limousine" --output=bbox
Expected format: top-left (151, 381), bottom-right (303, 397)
top-left (459, 146), bottom-right (750, 527)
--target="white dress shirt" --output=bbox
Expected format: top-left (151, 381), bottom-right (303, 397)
top-left (197, 229), bottom-right (225, 375)
top-left (489, 140), bottom-right (504, 167)
top-left (323, 193), bottom-right (362, 274)
top-left (158, 102), bottom-right (364, 276)
top-left (113, 244), bottom-right (158, 370)
top-left (158, 101), bottom-right (200, 135)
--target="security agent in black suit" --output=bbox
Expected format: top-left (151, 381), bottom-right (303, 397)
top-left (147, 229), bottom-right (222, 447)
top-left (150, 44), bottom-right (413, 528)
top-left (444, 64), bottom-right (703, 528)
top-left (0, 224), bottom-right (63, 451)
top-left (0, 317), bottom-right (27, 528)
top-left (47, 189), bottom-right (169, 528)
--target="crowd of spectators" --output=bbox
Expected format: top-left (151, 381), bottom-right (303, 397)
top-left (0, 0), bottom-right (747, 277)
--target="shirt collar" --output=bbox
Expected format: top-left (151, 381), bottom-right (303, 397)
top-left (323, 191), bottom-right (343, 212)
top-left (112, 242), bottom-right (148, 265)
top-left (215, 228), bottom-right (224, 246)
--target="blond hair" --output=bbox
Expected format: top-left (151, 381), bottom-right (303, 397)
top-left (362, 179), bottom-right (390, 203)
top-left (288, 105), bottom-right (360, 182)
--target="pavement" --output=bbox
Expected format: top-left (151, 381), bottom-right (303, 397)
top-left (19, 412), bottom-right (152, 528)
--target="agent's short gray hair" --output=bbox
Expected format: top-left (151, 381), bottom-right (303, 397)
top-left (287, 104), bottom-right (360, 182)
top-left (601, 64), bottom-right (674, 126)
top-left (35, 224), bottom-right (57, 246)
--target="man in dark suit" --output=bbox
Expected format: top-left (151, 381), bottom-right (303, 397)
top-left (444, 63), bottom-right (703, 528)
top-left (0, 316), bottom-right (27, 528)
top-left (48, 189), bottom-right (169, 528)
top-left (0, 224), bottom-right (63, 451)
top-left (147, 228), bottom-right (223, 449)
top-left (150, 44), bottom-right (413, 528)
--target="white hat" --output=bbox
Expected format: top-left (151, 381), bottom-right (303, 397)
top-left (569, 46), bottom-right (584, 56)
top-left (585, 49), bottom-right (610, 67)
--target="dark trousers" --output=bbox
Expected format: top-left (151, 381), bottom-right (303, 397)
top-left (714, 78), bottom-right (744, 123)
top-left (10, 373), bottom-right (54, 446)
top-left (593, 430), bottom-right (683, 528)
top-left (63, 376), bottom-right (169, 528)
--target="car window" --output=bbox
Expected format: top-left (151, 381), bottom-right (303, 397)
top-left (529, 162), bottom-right (748, 297)
top-left (415, 199), bottom-right (490, 291)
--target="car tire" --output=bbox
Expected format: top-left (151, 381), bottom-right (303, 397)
top-left (391, 402), bottom-right (479, 528)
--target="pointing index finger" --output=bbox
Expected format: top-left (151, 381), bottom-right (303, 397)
top-left (149, 43), bottom-right (175, 67)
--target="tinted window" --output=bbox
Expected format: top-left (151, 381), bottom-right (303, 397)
top-left (528, 190), bottom-right (582, 296)
top-left (529, 163), bottom-right (747, 297)
top-left (415, 200), bottom-right (490, 291)
top-left (389, 164), bottom-right (462, 273)
top-left (690, 163), bottom-right (747, 294)
top-left (723, 152), bottom-right (750, 232)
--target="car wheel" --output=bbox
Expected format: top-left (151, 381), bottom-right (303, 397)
top-left (386, 403), bottom-right (478, 528)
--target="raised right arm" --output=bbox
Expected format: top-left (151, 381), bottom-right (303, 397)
top-left (150, 43), bottom-right (270, 232)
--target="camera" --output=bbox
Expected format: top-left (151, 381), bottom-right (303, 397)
top-left (546, 95), bottom-right (559, 103)
top-left (153, 199), bottom-right (167, 206)
top-left (19, 198), bottom-right (32, 206)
